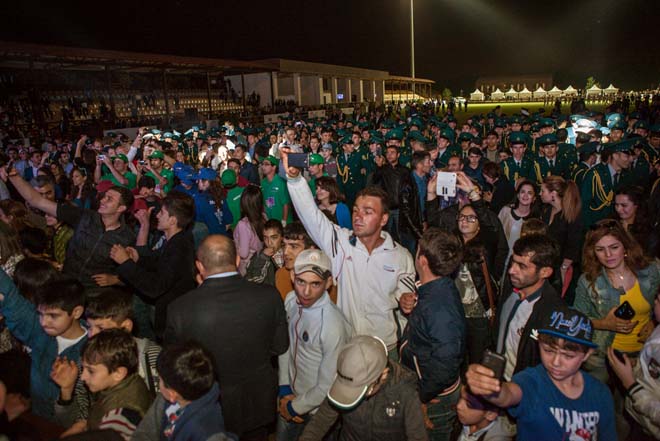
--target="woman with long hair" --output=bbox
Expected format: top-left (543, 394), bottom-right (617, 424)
top-left (193, 168), bottom-right (233, 235)
top-left (539, 176), bottom-right (583, 300)
top-left (575, 219), bottom-right (660, 383)
top-left (315, 176), bottom-right (351, 229)
top-left (233, 185), bottom-right (265, 275)
top-left (0, 199), bottom-right (33, 233)
top-left (68, 167), bottom-right (97, 209)
top-left (613, 185), bottom-right (658, 258)
top-left (498, 179), bottom-right (539, 257)
top-left (50, 162), bottom-right (71, 201)
top-left (454, 199), bottom-right (508, 364)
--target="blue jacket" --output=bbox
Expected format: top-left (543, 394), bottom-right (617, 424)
top-left (0, 269), bottom-right (87, 422)
top-left (399, 277), bottom-right (466, 402)
top-left (193, 191), bottom-right (233, 236)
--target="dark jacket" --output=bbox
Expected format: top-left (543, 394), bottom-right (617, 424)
top-left (370, 163), bottom-right (412, 210)
top-left (57, 203), bottom-right (135, 290)
top-left (398, 171), bottom-right (424, 239)
top-left (164, 275), bottom-right (288, 436)
top-left (540, 205), bottom-right (583, 263)
top-left (299, 361), bottom-right (429, 441)
top-left (116, 229), bottom-right (196, 338)
top-left (133, 382), bottom-right (237, 441)
top-left (462, 232), bottom-right (506, 312)
top-left (239, 161), bottom-right (260, 186)
top-left (495, 280), bottom-right (565, 375)
top-left (399, 277), bottom-right (465, 402)
top-left (488, 176), bottom-right (515, 215)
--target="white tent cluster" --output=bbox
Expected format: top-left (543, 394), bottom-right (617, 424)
top-left (476, 83), bottom-right (620, 100)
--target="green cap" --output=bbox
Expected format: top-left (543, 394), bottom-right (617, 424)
top-left (458, 132), bottom-right (474, 143)
top-left (385, 129), bottom-right (404, 141)
top-left (221, 169), bottom-right (237, 186)
top-left (634, 120), bottom-right (650, 130)
top-left (263, 155), bottom-right (279, 167)
top-left (610, 121), bottom-right (627, 132)
top-left (537, 134), bottom-right (558, 146)
top-left (605, 138), bottom-right (635, 154)
top-left (112, 154), bottom-right (129, 163)
top-left (509, 132), bottom-right (528, 145)
top-left (578, 141), bottom-right (599, 156)
top-left (309, 154), bottom-right (324, 165)
top-left (341, 136), bottom-right (354, 145)
top-left (148, 150), bottom-right (165, 160)
top-left (539, 118), bottom-right (555, 128)
top-left (439, 128), bottom-right (455, 142)
top-left (407, 131), bottom-right (428, 143)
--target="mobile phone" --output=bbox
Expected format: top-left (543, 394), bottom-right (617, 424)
top-left (612, 349), bottom-right (626, 363)
top-left (288, 153), bottom-right (309, 169)
top-left (614, 301), bottom-right (635, 321)
top-left (436, 171), bottom-right (457, 198)
top-left (98, 155), bottom-right (106, 160)
top-left (138, 160), bottom-right (146, 165)
top-left (481, 349), bottom-right (506, 381)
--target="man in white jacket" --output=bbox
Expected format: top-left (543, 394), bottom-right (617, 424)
top-left (277, 249), bottom-right (352, 441)
top-left (282, 149), bottom-right (416, 354)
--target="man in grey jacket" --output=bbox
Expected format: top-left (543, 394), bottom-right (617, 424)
top-left (277, 249), bottom-right (352, 440)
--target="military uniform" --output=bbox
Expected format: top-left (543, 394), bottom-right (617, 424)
top-left (536, 156), bottom-right (572, 182)
top-left (580, 162), bottom-right (620, 228)
top-left (501, 157), bottom-right (539, 183)
top-left (572, 162), bottom-right (591, 189)
top-left (337, 150), bottom-right (367, 208)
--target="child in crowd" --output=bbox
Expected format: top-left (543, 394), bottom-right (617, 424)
top-left (133, 341), bottom-right (237, 441)
top-left (467, 305), bottom-right (616, 441)
top-left (0, 269), bottom-right (86, 423)
top-left (245, 219), bottom-right (284, 285)
top-left (61, 329), bottom-right (153, 440)
top-left (454, 387), bottom-right (507, 441)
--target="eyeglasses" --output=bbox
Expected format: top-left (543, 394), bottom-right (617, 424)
top-left (457, 214), bottom-right (478, 223)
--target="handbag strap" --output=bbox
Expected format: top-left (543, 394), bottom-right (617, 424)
top-left (480, 251), bottom-right (496, 325)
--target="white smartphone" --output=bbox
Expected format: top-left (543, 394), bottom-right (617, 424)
top-left (436, 172), bottom-right (457, 198)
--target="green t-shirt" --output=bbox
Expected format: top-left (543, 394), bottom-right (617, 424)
top-left (146, 168), bottom-right (175, 194)
top-left (261, 175), bottom-right (292, 223)
top-left (226, 186), bottom-right (244, 229)
top-left (101, 171), bottom-right (137, 189)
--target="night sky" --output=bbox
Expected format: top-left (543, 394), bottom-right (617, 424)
top-left (2, 0), bottom-right (658, 92)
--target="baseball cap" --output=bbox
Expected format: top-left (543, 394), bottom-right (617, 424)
top-left (194, 168), bottom-right (217, 181)
top-left (309, 154), bottom-right (324, 166)
top-left (148, 150), bottom-right (165, 160)
top-left (263, 155), bottom-right (279, 167)
top-left (294, 249), bottom-right (332, 279)
top-left (112, 154), bottom-right (129, 163)
top-left (327, 336), bottom-right (388, 410)
top-left (221, 169), bottom-right (237, 187)
top-left (538, 306), bottom-right (598, 349)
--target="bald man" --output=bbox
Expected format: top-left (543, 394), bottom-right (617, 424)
top-left (164, 235), bottom-right (289, 439)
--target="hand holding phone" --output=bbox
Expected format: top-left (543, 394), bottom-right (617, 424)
top-left (436, 172), bottom-right (457, 198)
top-left (614, 301), bottom-right (635, 321)
top-left (481, 349), bottom-right (506, 381)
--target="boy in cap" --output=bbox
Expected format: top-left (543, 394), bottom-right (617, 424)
top-left (319, 143), bottom-right (337, 179)
top-left (466, 306), bottom-right (616, 441)
top-left (277, 249), bottom-right (352, 440)
top-left (145, 150), bottom-right (174, 194)
top-left (299, 335), bottom-right (428, 441)
top-left (95, 153), bottom-right (137, 189)
top-left (307, 153), bottom-right (327, 197)
top-left (261, 155), bottom-right (293, 225)
top-left (454, 387), bottom-right (506, 441)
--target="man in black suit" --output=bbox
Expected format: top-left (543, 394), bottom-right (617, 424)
top-left (164, 235), bottom-right (289, 441)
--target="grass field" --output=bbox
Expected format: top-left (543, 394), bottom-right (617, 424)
top-left (447, 101), bottom-right (607, 124)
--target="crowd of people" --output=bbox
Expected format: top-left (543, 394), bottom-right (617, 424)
top-left (0, 96), bottom-right (660, 441)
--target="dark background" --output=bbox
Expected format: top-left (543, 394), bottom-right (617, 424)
top-left (2, 0), bottom-right (658, 93)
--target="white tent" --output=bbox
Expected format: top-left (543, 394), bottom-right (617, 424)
top-left (585, 84), bottom-right (602, 97)
top-left (533, 86), bottom-right (547, 99)
top-left (505, 87), bottom-right (519, 99)
top-left (547, 86), bottom-right (563, 97)
top-left (470, 88), bottom-right (485, 101)
top-left (603, 84), bottom-right (619, 95)
top-left (490, 88), bottom-right (505, 100)
top-left (518, 87), bottom-right (532, 100)
top-left (563, 85), bottom-right (578, 96)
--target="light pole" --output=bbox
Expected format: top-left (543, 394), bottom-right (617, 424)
top-left (410, 0), bottom-right (415, 99)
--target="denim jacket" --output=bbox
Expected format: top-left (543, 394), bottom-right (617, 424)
top-left (574, 263), bottom-right (660, 359)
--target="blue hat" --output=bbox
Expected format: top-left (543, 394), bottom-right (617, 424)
top-left (194, 168), bottom-right (218, 181)
top-left (538, 306), bottom-right (598, 349)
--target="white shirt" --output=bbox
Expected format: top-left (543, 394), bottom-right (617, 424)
top-left (502, 291), bottom-right (541, 381)
top-left (56, 332), bottom-right (86, 355)
top-left (287, 176), bottom-right (415, 349)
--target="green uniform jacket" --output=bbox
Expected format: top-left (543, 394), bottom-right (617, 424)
top-left (435, 145), bottom-right (461, 169)
top-left (536, 156), bottom-right (572, 183)
top-left (580, 163), bottom-right (622, 228)
top-left (336, 151), bottom-right (367, 204)
top-left (572, 162), bottom-right (591, 189)
top-left (500, 157), bottom-right (539, 183)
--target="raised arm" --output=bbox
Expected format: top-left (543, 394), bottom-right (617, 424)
top-left (1, 166), bottom-right (57, 217)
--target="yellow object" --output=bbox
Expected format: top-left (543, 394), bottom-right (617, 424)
top-left (612, 281), bottom-right (650, 352)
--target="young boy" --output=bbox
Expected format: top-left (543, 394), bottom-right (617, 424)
top-left (245, 219), bottom-right (284, 285)
top-left (277, 249), bottom-right (352, 440)
top-left (133, 341), bottom-right (237, 441)
top-left (0, 269), bottom-right (87, 423)
top-left (455, 387), bottom-right (506, 441)
top-left (466, 306), bottom-right (616, 441)
top-left (69, 329), bottom-right (153, 440)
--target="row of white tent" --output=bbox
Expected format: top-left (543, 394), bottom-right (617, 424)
top-left (469, 84), bottom-right (620, 101)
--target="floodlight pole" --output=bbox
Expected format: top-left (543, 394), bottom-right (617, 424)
top-left (410, 0), bottom-right (415, 98)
